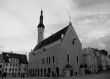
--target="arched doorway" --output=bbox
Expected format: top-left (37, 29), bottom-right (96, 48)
top-left (52, 71), bottom-right (55, 77)
top-left (38, 69), bottom-right (39, 77)
top-left (35, 69), bottom-right (37, 76)
top-left (44, 68), bottom-right (46, 77)
top-left (70, 70), bottom-right (73, 76)
top-left (56, 67), bottom-right (59, 77)
top-left (64, 64), bottom-right (73, 77)
top-left (41, 68), bottom-right (43, 77)
top-left (47, 68), bottom-right (51, 77)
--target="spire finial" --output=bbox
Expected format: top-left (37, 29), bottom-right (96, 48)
top-left (69, 15), bottom-right (72, 25)
top-left (41, 5), bottom-right (43, 13)
top-left (41, 8), bottom-right (43, 16)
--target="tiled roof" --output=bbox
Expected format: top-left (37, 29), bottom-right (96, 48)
top-left (33, 26), bottom-right (69, 51)
top-left (2, 52), bottom-right (28, 64)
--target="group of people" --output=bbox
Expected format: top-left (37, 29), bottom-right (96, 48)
top-left (1, 72), bottom-right (26, 79)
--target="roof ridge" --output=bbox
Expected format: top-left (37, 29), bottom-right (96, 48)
top-left (43, 26), bottom-right (69, 41)
top-left (33, 25), bottom-right (69, 51)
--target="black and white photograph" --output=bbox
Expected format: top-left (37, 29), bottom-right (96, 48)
top-left (0, 0), bottom-right (110, 79)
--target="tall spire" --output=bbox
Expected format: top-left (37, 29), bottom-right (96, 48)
top-left (37, 9), bottom-right (45, 44)
top-left (38, 9), bottom-right (45, 28)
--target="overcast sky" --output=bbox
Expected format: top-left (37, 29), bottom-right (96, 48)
top-left (0, 0), bottom-right (110, 54)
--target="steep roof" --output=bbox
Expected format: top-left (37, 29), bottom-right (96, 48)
top-left (33, 25), bottom-right (69, 51)
top-left (2, 52), bottom-right (28, 64)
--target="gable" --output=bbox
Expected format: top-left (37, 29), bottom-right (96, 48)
top-left (61, 24), bottom-right (82, 50)
top-left (33, 26), bottom-right (69, 51)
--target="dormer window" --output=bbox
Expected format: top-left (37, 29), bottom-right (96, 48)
top-left (72, 38), bottom-right (76, 45)
top-left (61, 34), bottom-right (64, 39)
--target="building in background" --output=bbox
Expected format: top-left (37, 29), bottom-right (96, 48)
top-left (100, 50), bottom-right (110, 70)
top-left (83, 48), bottom-right (100, 73)
top-left (1, 52), bottom-right (28, 77)
top-left (0, 54), bottom-right (3, 76)
top-left (28, 10), bottom-right (84, 77)
top-left (83, 48), bottom-right (110, 74)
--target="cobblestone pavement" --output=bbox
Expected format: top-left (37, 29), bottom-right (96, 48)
top-left (1, 71), bottom-right (110, 79)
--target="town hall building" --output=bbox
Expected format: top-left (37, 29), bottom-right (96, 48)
top-left (28, 10), bottom-right (84, 77)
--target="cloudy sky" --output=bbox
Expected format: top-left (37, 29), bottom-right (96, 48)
top-left (0, 0), bottom-right (110, 54)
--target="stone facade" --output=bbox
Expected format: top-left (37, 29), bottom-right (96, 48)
top-left (28, 10), bottom-right (84, 77)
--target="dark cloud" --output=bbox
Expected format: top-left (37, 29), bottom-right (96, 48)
top-left (75, 13), bottom-right (110, 35)
top-left (73, 12), bottom-right (110, 53)
top-left (73, 0), bottom-right (110, 8)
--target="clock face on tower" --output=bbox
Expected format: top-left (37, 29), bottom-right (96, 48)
top-left (72, 38), bottom-right (76, 45)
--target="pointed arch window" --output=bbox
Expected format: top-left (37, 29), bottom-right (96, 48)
top-left (67, 55), bottom-right (69, 62)
top-left (72, 38), bottom-right (76, 45)
top-left (77, 56), bottom-right (78, 63)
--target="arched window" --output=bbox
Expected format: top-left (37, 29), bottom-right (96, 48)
top-left (56, 67), bottom-right (59, 77)
top-left (47, 68), bottom-right (51, 77)
top-left (52, 56), bottom-right (54, 63)
top-left (44, 68), bottom-right (46, 77)
top-left (41, 68), bottom-right (43, 76)
top-left (67, 55), bottom-right (69, 62)
top-left (38, 69), bottom-right (39, 77)
top-left (72, 38), bottom-right (76, 45)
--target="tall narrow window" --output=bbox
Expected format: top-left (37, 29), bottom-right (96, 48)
top-left (67, 55), bottom-right (69, 62)
top-left (72, 38), bottom-right (76, 45)
top-left (77, 56), bottom-right (78, 63)
top-left (9, 68), bottom-right (11, 71)
top-left (52, 56), bottom-right (54, 63)
top-left (47, 57), bottom-right (48, 64)
top-left (5, 68), bottom-right (7, 71)
top-left (10, 63), bottom-right (12, 66)
top-left (6, 63), bottom-right (8, 66)
top-left (49, 57), bottom-right (50, 64)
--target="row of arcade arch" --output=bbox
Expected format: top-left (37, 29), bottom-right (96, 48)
top-left (29, 67), bottom-right (59, 77)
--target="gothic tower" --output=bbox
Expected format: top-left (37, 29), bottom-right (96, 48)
top-left (37, 9), bottom-right (45, 43)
